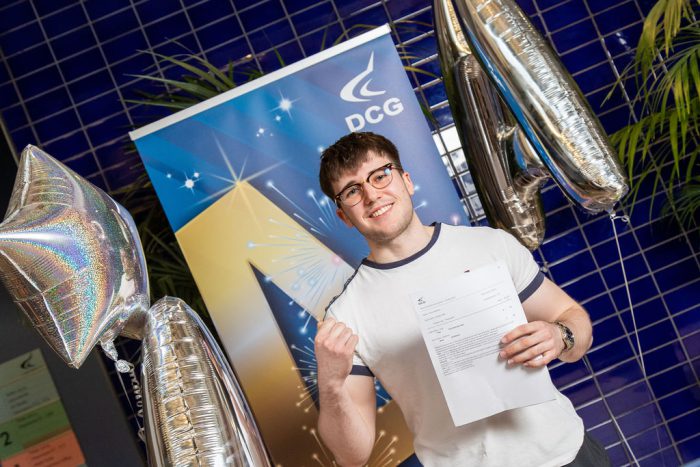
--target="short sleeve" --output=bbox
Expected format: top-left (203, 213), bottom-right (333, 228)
top-left (495, 229), bottom-right (545, 302)
top-left (324, 306), bottom-right (374, 377)
top-left (350, 354), bottom-right (374, 377)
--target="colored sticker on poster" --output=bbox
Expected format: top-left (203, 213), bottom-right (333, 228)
top-left (0, 349), bottom-right (86, 467)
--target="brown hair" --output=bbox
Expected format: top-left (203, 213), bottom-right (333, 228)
top-left (319, 132), bottom-right (402, 199)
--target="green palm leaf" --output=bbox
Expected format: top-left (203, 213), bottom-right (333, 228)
top-left (608, 0), bottom-right (700, 227)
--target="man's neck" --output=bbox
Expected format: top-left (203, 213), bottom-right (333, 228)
top-left (366, 217), bottom-right (435, 264)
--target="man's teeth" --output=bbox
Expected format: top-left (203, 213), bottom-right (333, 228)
top-left (371, 204), bottom-right (392, 218)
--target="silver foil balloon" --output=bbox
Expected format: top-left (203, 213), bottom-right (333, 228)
top-left (435, 0), bottom-right (548, 249)
top-left (142, 297), bottom-right (272, 467)
top-left (0, 145), bottom-right (149, 368)
top-left (447, 0), bottom-right (628, 213)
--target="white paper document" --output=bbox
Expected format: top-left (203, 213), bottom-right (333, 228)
top-left (410, 261), bottom-right (555, 426)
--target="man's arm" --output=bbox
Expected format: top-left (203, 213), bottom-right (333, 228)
top-left (315, 319), bottom-right (377, 466)
top-left (500, 277), bottom-right (593, 367)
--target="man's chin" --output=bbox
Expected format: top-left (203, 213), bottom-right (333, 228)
top-left (362, 220), bottom-right (411, 245)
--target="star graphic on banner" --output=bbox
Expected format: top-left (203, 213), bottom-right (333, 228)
top-left (272, 90), bottom-right (300, 119)
top-left (180, 171), bottom-right (201, 193)
top-left (194, 137), bottom-right (284, 232)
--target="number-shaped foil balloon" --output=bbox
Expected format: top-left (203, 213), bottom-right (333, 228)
top-left (435, 0), bottom-right (628, 248)
top-left (436, 0), bottom-right (548, 249)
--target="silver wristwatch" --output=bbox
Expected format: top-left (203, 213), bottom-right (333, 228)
top-left (554, 321), bottom-right (575, 352)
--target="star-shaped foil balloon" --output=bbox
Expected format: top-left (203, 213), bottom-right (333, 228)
top-left (0, 145), bottom-right (149, 368)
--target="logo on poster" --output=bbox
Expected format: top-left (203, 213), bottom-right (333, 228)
top-left (341, 52), bottom-right (404, 131)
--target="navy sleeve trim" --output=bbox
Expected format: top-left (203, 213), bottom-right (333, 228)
top-left (350, 365), bottom-right (374, 377)
top-left (323, 264), bottom-right (362, 320)
top-left (519, 271), bottom-right (545, 302)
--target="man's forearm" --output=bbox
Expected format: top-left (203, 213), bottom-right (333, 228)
top-left (318, 382), bottom-right (374, 466)
top-left (556, 305), bottom-right (593, 362)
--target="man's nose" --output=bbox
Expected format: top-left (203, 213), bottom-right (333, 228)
top-left (363, 183), bottom-right (381, 204)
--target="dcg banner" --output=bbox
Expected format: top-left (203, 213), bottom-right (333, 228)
top-left (131, 26), bottom-right (466, 466)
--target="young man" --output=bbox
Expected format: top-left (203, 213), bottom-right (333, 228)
top-left (315, 132), bottom-right (609, 466)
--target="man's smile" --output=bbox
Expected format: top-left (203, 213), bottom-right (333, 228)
top-left (369, 203), bottom-right (394, 218)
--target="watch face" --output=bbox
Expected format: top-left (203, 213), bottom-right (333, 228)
top-left (557, 322), bottom-right (575, 350)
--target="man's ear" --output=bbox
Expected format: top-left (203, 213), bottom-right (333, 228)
top-left (336, 206), bottom-right (354, 228)
top-left (402, 171), bottom-right (415, 196)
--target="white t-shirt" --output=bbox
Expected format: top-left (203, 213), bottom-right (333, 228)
top-left (325, 223), bottom-right (584, 467)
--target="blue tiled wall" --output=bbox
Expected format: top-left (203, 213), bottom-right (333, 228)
top-left (0, 0), bottom-right (698, 465)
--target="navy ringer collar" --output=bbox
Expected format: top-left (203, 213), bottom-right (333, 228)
top-left (361, 222), bottom-right (441, 270)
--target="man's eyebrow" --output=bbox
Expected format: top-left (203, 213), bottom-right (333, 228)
top-left (335, 162), bottom-right (388, 195)
top-left (337, 179), bottom-right (361, 194)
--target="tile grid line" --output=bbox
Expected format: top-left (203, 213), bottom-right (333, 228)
top-left (0, 5), bottom-right (633, 101)
top-left (77, 0), bottom-right (137, 130)
top-left (582, 357), bottom-right (639, 465)
top-left (3, 7), bottom-right (418, 108)
top-left (0, 1), bottom-right (76, 38)
top-left (1, 5), bottom-right (221, 67)
top-left (595, 402), bottom-right (700, 454)
top-left (0, 16), bottom-right (639, 132)
top-left (179, 0), bottom-right (207, 60)
top-left (0, 0), bottom-right (411, 89)
top-left (0, 0), bottom-right (159, 61)
top-left (560, 352), bottom-right (699, 402)
top-left (585, 288), bottom-right (699, 342)
top-left (0, 0), bottom-right (24, 15)
top-left (130, 0), bottom-right (180, 99)
top-left (279, 0), bottom-right (308, 59)
top-left (28, 1), bottom-right (112, 192)
top-left (0, 1), bottom-right (140, 44)
top-left (544, 226), bottom-right (691, 272)
top-left (589, 292), bottom-right (698, 340)
top-left (564, 336), bottom-right (700, 398)
top-left (226, 0), bottom-right (263, 72)
top-left (582, 382), bottom-right (695, 427)
top-left (581, 277), bottom-right (700, 329)
top-left (0, 48), bottom-right (41, 157)
top-left (603, 403), bottom-right (700, 458)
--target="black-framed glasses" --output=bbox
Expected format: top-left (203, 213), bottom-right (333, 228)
top-left (334, 163), bottom-right (401, 207)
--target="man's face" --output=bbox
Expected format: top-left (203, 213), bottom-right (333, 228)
top-left (331, 151), bottom-right (415, 244)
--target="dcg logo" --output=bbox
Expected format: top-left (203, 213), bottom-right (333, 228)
top-left (340, 52), bottom-right (405, 132)
top-left (344, 98), bottom-right (404, 132)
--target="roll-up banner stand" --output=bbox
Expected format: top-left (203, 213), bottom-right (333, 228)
top-left (131, 25), bottom-right (466, 465)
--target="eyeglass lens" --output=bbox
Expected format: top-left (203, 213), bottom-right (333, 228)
top-left (339, 165), bottom-right (393, 206)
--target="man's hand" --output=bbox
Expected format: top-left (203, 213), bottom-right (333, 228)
top-left (315, 318), bottom-right (360, 389)
top-left (499, 321), bottom-right (565, 367)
